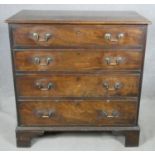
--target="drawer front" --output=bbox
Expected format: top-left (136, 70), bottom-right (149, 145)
top-left (12, 24), bottom-right (145, 48)
top-left (14, 49), bottom-right (142, 72)
top-left (18, 100), bottom-right (137, 126)
top-left (16, 74), bottom-right (140, 97)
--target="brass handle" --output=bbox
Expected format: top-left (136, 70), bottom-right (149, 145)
top-left (114, 82), bottom-right (123, 90)
top-left (32, 32), bottom-right (52, 42)
top-left (111, 111), bottom-right (120, 117)
top-left (99, 110), bottom-right (120, 118)
top-left (35, 79), bottom-right (54, 91)
top-left (32, 32), bottom-right (39, 41)
top-left (103, 81), bottom-right (123, 91)
top-left (104, 33), bottom-right (124, 42)
top-left (35, 109), bottom-right (56, 118)
top-left (104, 56), bottom-right (123, 66)
top-left (33, 56), bottom-right (53, 66)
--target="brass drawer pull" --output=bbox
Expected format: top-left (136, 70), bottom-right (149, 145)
top-left (35, 79), bottom-right (54, 91)
top-left (33, 56), bottom-right (53, 66)
top-left (104, 56), bottom-right (123, 66)
top-left (34, 109), bottom-right (56, 118)
top-left (103, 81), bottom-right (123, 91)
top-left (99, 110), bottom-right (120, 118)
top-left (104, 33), bottom-right (124, 42)
top-left (32, 32), bottom-right (52, 42)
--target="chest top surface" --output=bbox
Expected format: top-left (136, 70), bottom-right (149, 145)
top-left (6, 10), bottom-right (150, 24)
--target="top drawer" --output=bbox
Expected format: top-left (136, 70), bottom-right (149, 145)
top-left (11, 24), bottom-right (146, 49)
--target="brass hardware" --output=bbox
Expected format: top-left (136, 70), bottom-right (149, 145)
top-left (104, 33), bottom-right (111, 40)
top-left (103, 81), bottom-right (123, 91)
top-left (99, 110), bottom-right (120, 118)
top-left (118, 33), bottom-right (125, 39)
top-left (100, 111), bottom-right (108, 117)
top-left (46, 57), bottom-right (53, 65)
top-left (111, 111), bottom-right (120, 117)
top-left (32, 32), bottom-right (52, 42)
top-left (33, 57), bottom-right (40, 64)
top-left (32, 32), bottom-right (39, 41)
top-left (104, 56), bottom-right (123, 66)
top-left (35, 109), bottom-right (56, 118)
top-left (35, 79), bottom-right (54, 91)
top-left (104, 33), bottom-right (124, 42)
top-left (44, 33), bottom-right (52, 42)
top-left (105, 57), bottom-right (111, 65)
top-left (114, 82), bottom-right (123, 90)
top-left (33, 56), bottom-right (53, 66)
top-left (116, 56), bottom-right (123, 65)
top-left (103, 81), bottom-right (109, 89)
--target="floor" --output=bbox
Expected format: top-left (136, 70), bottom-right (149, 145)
top-left (0, 97), bottom-right (155, 151)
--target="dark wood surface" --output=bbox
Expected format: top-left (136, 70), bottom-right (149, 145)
top-left (6, 10), bottom-right (150, 24)
top-left (125, 130), bottom-right (140, 147)
top-left (7, 10), bottom-right (149, 147)
top-left (18, 100), bottom-right (137, 126)
top-left (16, 126), bottom-right (140, 131)
top-left (12, 24), bottom-right (145, 49)
top-left (16, 126), bottom-right (140, 147)
top-left (16, 74), bottom-right (140, 98)
top-left (14, 49), bottom-right (142, 72)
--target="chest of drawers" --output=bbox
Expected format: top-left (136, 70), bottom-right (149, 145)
top-left (6, 10), bottom-right (150, 147)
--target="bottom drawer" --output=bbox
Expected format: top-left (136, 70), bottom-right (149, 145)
top-left (18, 100), bottom-right (137, 126)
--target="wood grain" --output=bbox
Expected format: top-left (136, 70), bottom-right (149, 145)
top-left (14, 49), bottom-right (143, 72)
top-left (18, 100), bottom-right (137, 126)
top-left (16, 74), bottom-right (140, 97)
top-left (12, 24), bottom-right (145, 48)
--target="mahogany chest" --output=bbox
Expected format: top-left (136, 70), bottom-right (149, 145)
top-left (6, 10), bottom-right (150, 147)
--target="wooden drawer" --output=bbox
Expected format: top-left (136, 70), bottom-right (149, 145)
top-left (12, 24), bottom-right (145, 48)
top-left (14, 49), bottom-right (142, 72)
top-left (18, 100), bottom-right (137, 126)
top-left (16, 74), bottom-right (140, 97)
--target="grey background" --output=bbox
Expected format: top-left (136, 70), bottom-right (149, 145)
top-left (0, 4), bottom-right (155, 150)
